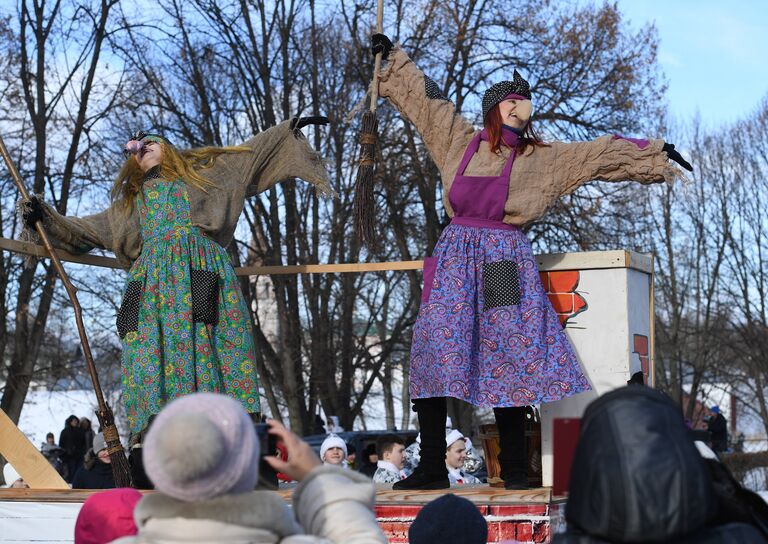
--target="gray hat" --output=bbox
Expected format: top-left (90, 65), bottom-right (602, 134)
top-left (143, 393), bottom-right (260, 502)
top-left (481, 70), bottom-right (532, 120)
top-left (92, 432), bottom-right (107, 454)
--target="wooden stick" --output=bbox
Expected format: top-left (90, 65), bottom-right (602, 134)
top-left (369, 0), bottom-right (384, 110)
top-left (0, 136), bottom-right (132, 487)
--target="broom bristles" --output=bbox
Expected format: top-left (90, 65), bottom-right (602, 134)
top-left (353, 111), bottom-right (379, 248)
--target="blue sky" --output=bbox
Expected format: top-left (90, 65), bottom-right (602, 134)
top-left (614, 0), bottom-right (768, 126)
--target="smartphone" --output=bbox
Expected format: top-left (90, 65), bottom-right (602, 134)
top-left (254, 423), bottom-right (277, 458)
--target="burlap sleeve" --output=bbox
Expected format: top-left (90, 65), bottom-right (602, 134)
top-left (203, 120), bottom-right (334, 198)
top-left (18, 198), bottom-right (113, 254)
top-left (377, 47), bottom-right (475, 172)
top-left (550, 136), bottom-right (686, 197)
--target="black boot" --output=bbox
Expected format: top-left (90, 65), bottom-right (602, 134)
top-left (393, 397), bottom-right (450, 490)
top-left (494, 406), bottom-right (528, 490)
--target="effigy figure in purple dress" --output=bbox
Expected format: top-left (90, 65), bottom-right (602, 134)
top-left (370, 34), bottom-right (693, 490)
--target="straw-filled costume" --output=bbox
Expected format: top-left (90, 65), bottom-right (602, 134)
top-left (21, 119), bottom-right (332, 435)
top-left (370, 35), bottom-right (692, 490)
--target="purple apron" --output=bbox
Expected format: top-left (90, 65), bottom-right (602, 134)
top-left (409, 132), bottom-right (591, 407)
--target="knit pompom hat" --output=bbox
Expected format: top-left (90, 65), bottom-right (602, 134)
top-left (143, 393), bottom-right (259, 502)
top-left (320, 434), bottom-right (348, 460)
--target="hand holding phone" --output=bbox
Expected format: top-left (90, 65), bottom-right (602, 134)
top-left (263, 419), bottom-right (321, 482)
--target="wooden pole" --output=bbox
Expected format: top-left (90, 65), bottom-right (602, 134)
top-left (369, 0), bottom-right (384, 110)
top-left (0, 136), bottom-right (132, 487)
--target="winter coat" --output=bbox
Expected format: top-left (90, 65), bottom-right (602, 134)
top-left (377, 48), bottom-right (685, 227)
top-left (72, 459), bottom-right (116, 490)
top-left (446, 466), bottom-right (480, 485)
top-left (372, 461), bottom-right (404, 484)
top-left (707, 413), bottom-right (728, 451)
top-left (112, 466), bottom-right (387, 543)
top-left (26, 120), bottom-right (332, 269)
top-left (40, 443), bottom-right (65, 475)
top-left (554, 386), bottom-right (767, 543)
top-left (82, 428), bottom-right (96, 453)
top-left (59, 425), bottom-right (86, 460)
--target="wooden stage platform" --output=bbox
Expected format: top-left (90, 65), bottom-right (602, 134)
top-left (0, 486), bottom-right (565, 543)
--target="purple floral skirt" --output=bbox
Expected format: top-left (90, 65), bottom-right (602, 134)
top-left (409, 222), bottom-right (591, 407)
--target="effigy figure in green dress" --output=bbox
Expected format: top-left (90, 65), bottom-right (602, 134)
top-left (21, 118), bottom-right (332, 434)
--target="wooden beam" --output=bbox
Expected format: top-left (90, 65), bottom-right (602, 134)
top-left (0, 237), bottom-right (119, 269)
top-left (235, 261), bottom-right (425, 275)
top-left (0, 485), bottom-right (555, 504)
top-left (0, 237), bottom-right (653, 275)
top-left (0, 409), bottom-right (68, 489)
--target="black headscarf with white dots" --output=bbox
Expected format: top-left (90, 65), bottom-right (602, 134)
top-left (481, 70), bottom-right (532, 120)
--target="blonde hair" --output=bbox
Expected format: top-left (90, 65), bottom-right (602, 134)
top-left (112, 142), bottom-right (251, 210)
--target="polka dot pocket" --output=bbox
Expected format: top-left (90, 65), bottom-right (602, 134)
top-left (482, 259), bottom-right (521, 310)
top-left (190, 269), bottom-right (220, 325)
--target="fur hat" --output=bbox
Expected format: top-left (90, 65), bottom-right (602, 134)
top-left (143, 393), bottom-right (259, 502)
top-left (320, 434), bottom-right (348, 461)
top-left (482, 70), bottom-right (532, 120)
top-left (74, 488), bottom-right (142, 544)
top-left (92, 432), bottom-right (107, 454)
top-left (409, 494), bottom-right (488, 544)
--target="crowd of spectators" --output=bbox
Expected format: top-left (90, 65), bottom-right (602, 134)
top-left (3, 385), bottom-right (767, 543)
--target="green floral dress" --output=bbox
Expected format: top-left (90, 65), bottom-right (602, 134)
top-left (118, 173), bottom-right (260, 433)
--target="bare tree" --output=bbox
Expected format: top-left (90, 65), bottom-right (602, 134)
top-left (1, 0), bottom-right (671, 435)
top-left (1, 0), bottom-right (123, 424)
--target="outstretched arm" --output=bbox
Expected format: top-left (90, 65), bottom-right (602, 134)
top-left (550, 135), bottom-right (691, 197)
top-left (19, 196), bottom-right (113, 254)
top-left (201, 119), bottom-right (334, 197)
top-left (376, 45), bottom-right (475, 172)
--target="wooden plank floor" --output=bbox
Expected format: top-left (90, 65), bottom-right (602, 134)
top-left (0, 486), bottom-right (556, 505)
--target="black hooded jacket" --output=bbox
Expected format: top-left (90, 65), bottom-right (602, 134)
top-left (58, 415), bottom-right (85, 460)
top-left (554, 386), bottom-right (767, 543)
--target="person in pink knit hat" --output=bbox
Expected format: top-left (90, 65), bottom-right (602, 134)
top-left (74, 488), bottom-right (142, 544)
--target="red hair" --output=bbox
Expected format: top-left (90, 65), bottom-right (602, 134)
top-left (484, 105), bottom-right (547, 155)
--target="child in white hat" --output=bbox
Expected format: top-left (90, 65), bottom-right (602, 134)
top-left (320, 434), bottom-right (348, 468)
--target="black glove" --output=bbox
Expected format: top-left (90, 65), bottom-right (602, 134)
top-left (22, 195), bottom-right (45, 229)
top-left (662, 142), bottom-right (693, 172)
top-left (370, 33), bottom-right (393, 61)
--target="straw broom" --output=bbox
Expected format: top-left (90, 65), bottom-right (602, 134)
top-left (0, 135), bottom-right (133, 488)
top-left (352, 0), bottom-right (384, 248)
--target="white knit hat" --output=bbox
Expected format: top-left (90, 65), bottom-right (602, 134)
top-left (445, 429), bottom-right (466, 449)
top-left (3, 463), bottom-right (21, 487)
top-left (320, 434), bottom-right (347, 461)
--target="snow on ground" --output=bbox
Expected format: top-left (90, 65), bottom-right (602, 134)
top-left (16, 387), bottom-right (127, 448)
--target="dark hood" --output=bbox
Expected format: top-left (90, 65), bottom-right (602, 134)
top-left (565, 386), bottom-right (716, 542)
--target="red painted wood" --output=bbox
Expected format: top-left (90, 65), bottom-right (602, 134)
top-left (553, 418), bottom-right (582, 497)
